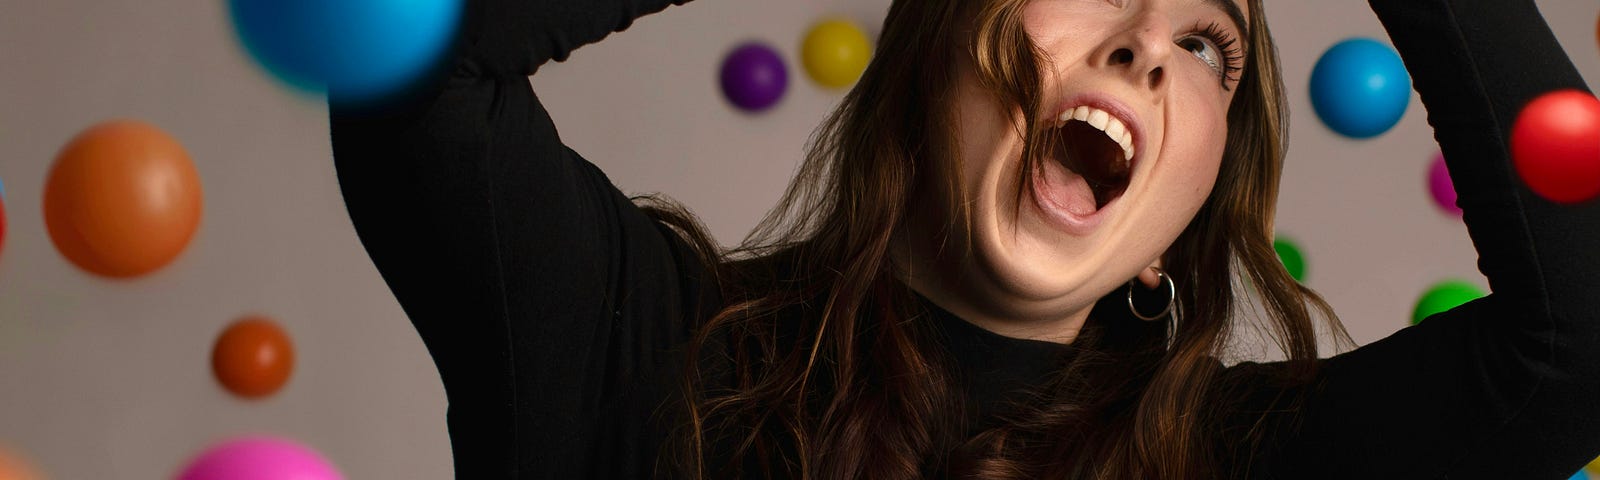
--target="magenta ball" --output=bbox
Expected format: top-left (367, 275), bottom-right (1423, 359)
top-left (719, 42), bottom-right (788, 112)
top-left (1428, 152), bottom-right (1461, 216)
top-left (177, 436), bottom-right (343, 480)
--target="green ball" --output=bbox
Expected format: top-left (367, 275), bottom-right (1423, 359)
top-left (1274, 236), bottom-right (1306, 282)
top-left (1412, 280), bottom-right (1484, 325)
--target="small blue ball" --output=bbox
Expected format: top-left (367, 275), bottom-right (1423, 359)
top-left (229, 0), bottom-right (464, 106)
top-left (720, 43), bottom-right (789, 113)
top-left (1309, 38), bottom-right (1411, 139)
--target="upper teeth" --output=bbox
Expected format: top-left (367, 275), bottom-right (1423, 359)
top-left (1058, 106), bottom-right (1135, 162)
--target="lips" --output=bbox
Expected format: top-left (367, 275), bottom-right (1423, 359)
top-left (1029, 100), bottom-right (1143, 235)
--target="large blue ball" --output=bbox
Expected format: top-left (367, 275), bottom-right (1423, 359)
top-left (229, 0), bottom-right (463, 106)
top-left (1309, 38), bottom-right (1411, 139)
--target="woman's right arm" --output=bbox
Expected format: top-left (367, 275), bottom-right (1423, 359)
top-left (328, 0), bottom-right (705, 477)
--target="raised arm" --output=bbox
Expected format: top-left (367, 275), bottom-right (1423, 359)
top-left (1232, 1), bottom-right (1600, 478)
top-left (328, 0), bottom-right (705, 477)
top-left (465, 0), bottom-right (691, 77)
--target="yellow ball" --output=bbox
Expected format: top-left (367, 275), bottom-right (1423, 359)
top-left (801, 18), bottom-right (871, 89)
top-left (1586, 454), bottom-right (1600, 474)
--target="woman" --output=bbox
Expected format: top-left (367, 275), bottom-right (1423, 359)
top-left (329, 0), bottom-right (1600, 477)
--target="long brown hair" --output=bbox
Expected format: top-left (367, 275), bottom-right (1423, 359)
top-left (643, 0), bottom-right (1349, 477)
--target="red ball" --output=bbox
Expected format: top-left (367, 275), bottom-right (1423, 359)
top-left (1510, 90), bottom-right (1600, 204)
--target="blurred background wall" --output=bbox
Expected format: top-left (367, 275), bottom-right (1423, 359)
top-left (0, 0), bottom-right (1596, 477)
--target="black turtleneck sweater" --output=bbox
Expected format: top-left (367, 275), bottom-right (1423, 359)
top-left (327, 0), bottom-right (1600, 478)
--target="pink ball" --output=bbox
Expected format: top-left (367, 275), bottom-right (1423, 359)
top-left (1428, 152), bottom-right (1461, 216)
top-left (177, 436), bottom-right (342, 480)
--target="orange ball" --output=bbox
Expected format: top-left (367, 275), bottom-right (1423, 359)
top-left (44, 120), bottom-right (203, 278)
top-left (0, 444), bottom-right (42, 480)
top-left (211, 316), bottom-right (295, 399)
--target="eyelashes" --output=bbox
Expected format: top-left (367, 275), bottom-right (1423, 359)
top-left (1186, 21), bottom-right (1245, 89)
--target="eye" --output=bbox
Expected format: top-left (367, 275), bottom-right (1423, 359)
top-left (1177, 35), bottom-right (1224, 75)
top-left (1175, 22), bottom-right (1243, 90)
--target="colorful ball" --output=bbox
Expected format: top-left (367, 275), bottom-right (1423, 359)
top-left (0, 177), bottom-right (5, 259)
top-left (228, 0), bottom-right (463, 106)
top-left (1309, 38), bottom-right (1411, 139)
top-left (212, 316), bottom-right (295, 399)
top-left (1427, 152), bottom-right (1461, 216)
top-left (0, 197), bottom-right (7, 261)
top-left (720, 42), bottom-right (789, 113)
top-left (45, 120), bottom-right (203, 278)
top-left (1510, 89), bottom-right (1600, 204)
top-left (177, 436), bottom-right (341, 480)
top-left (801, 18), bottom-right (872, 89)
top-left (1572, 470), bottom-right (1590, 480)
top-left (1412, 280), bottom-right (1484, 325)
top-left (1586, 453), bottom-right (1600, 474)
top-left (1273, 236), bottom-right (1306, 282)
top-left (0, 444), bottom-right (42, 480)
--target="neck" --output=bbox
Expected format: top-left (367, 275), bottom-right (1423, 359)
top-left (888, 227), bottom-right (1091, 345)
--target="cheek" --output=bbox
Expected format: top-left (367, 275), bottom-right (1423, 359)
top-left (1177, 87), bottom-right (1235, 186)
top-left (953, 68), bottom-right (1023, 200)
top-left (1161, 87), bottom-right (1231, 207)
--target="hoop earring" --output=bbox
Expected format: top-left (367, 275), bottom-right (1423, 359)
top-left (1127, 268), bottom-right (1175, 321)
top-left (1127, 267), bottom-right (1180, 350)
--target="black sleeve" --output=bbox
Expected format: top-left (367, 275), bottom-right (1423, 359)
top-left (1228, 1), bottom-right (1600, 478)
top-left (326, 0), bottom-right (704, 478)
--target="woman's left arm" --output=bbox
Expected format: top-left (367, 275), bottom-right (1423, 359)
top-left (1235, 0), bottom-right (1600, 478)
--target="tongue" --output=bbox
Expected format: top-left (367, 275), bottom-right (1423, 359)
top-left (1040, 158), bottom-right (1099, 216)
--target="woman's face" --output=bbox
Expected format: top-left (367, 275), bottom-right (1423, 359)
top-left (906, 0), bottom-right (1249, 338)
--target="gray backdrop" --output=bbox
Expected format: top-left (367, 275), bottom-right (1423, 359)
top-left (0, 0), bottom-right (1596, 477)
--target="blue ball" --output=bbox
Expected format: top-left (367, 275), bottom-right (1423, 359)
top-left (1571, 471), bottom-right (1591, 480)
top-left (720, 43), bottom-right (789, 113)
top-left (1309, 38), bottom-right (1411, 139)
top-left (229, 0), bottom-right (464, 106)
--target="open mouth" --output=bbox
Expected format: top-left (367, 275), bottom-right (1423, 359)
top-left (1050, 105), bottom-right (1135, 210)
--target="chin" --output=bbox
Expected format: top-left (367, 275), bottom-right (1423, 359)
top-left (960, 194), bottom-right (1122, 321)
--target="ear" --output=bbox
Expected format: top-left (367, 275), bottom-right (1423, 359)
top-left (1136, 259), bottom-right (1165, 289)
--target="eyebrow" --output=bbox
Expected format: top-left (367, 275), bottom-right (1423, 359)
top-left (1204, 0), bottom-right (1250, 40)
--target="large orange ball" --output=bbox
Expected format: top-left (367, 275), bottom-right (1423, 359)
top-left (0, 444), bottom-right (42, 480)
top-left (44, 120), bottom-right (202, 278)
top-left (211, 316), bottom-right (295, 399)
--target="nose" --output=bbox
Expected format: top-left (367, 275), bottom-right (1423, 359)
top-left (1098, 11), bottom-right (1173, 93)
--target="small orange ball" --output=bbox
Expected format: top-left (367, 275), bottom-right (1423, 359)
top-left (44, 120), bottom-right (203, 278)
top-left (211, 316), bottom-right (295, 399)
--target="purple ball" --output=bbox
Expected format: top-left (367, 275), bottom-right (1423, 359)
top-left (720, 42), bottom-right (788, 112)
top-left (177, 436), bottom-right (343, 480)
top-left (1428, 152), bottom-right (1461, 216)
